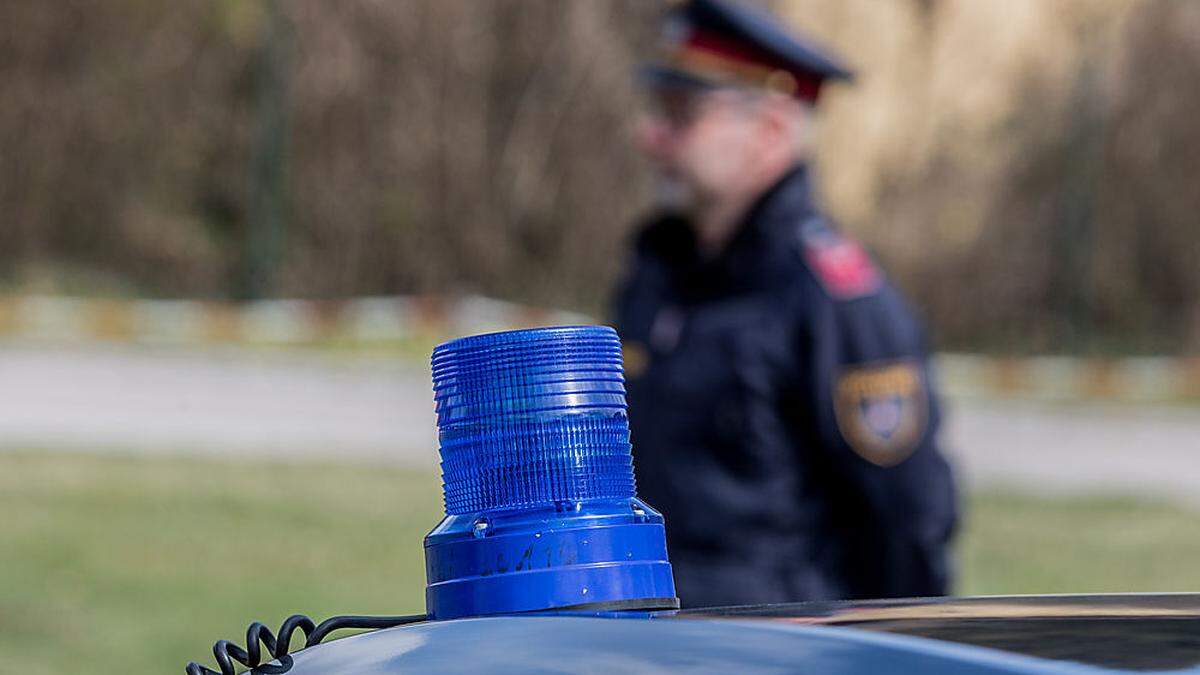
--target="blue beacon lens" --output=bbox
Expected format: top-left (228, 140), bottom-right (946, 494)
top-left (423, 325), bottom-right (678, 620)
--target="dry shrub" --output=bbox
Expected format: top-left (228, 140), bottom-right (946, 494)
top-left (0, 0), bottom-right (1196, 353)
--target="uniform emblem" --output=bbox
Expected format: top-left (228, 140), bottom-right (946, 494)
top-left (799, 219), bottom-right (881, 300)
top-left (834, 361), bottom-right (926, 467)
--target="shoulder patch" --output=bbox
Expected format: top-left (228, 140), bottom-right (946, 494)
top-left (798, 218), bottom-right (881, 300)
top-left (834, 360), bottom-right (927, 467)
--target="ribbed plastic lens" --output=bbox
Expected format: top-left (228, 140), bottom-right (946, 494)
top-left (432, 325), bottom-right (636, 514)
top-left (423, 325), bottom-right (677, 620)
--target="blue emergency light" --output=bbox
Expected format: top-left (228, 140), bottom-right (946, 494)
top-left (423, 325), bottom-right (678, 620)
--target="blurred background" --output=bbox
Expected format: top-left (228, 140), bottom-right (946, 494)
top-left (1, 1), bottom-right (1198, 673)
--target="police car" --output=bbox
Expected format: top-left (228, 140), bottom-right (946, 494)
top-left (187, 327), bottom-right (1200, 675)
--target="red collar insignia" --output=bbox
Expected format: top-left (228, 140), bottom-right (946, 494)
top-left (800, 221), bottom-right (882, 300)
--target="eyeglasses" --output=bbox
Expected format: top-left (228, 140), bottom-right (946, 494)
top-left (645, 88), bottom-right (720, 129)
top-left (644, 87), bottom-right (757, 130)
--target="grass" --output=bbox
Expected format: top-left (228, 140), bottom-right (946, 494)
top-left (0, 452), bottom-right (441, 675)
top-left (2, 452), bottom-right (1199, 673)
top-left (960, 491), bottom-right (1200, 595)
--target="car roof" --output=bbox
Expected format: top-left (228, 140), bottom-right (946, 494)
top-left (679, 593), bottom-right (1200, 671)
top-left (677, 592), bottom-right (1200, 622)
top-left (263, 594), bottom-right (1200, 674)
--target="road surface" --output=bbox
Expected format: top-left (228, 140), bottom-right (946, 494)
top-left (2, 344), bottom-right (1197, 501)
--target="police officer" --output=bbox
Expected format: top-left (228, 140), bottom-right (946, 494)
top-left (614, 0), bottom-right (958, 607)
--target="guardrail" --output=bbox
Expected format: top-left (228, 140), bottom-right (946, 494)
top-left (0, 294), bottom-right (587, 347)
top-left (1, 295), bottom-right (1196, 403)
top-left (936, 353), bottom-right (1199, 403)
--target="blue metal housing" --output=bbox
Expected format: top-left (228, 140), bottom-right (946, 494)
top-left (424, 326), bottom-right (677, 620)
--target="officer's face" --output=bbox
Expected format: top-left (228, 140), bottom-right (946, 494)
top-left (637, 87), bottom-right (772, 205)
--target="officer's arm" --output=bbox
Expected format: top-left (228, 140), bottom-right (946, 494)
top-left (793, 285), bottom-right (958, 599)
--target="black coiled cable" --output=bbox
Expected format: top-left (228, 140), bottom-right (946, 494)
top-left (185, 613), bottom-right (426, 675)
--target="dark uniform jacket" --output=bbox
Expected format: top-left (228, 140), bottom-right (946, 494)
top-left (613, 165), bottom-right (957, 608)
